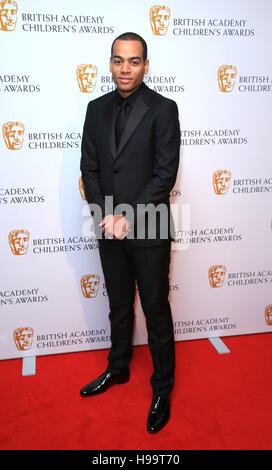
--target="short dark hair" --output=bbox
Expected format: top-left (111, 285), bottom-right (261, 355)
top-left (111, 32), bottom-right (148, 62)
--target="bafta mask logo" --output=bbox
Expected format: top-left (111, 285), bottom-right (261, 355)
top-left (77, 64), bottom-right (98, 93)
top-left (79, 176), bottom-right (86, 200)
top-left (2, 121), bottom-right (25, 150)
top-left (218, 65), bottom-right (237, 92)
top-left (81, 274), bottom-right (100, 298)
top-left (0, 0), bottom-right (18, 31)
top-left (149, 5), bottom-right (171, 36)
top-left (208, 265), bottom-right (226, 288)
top-left (13, 327), bottom-right (34, 351)
top-left (213, 170), bottom-right (232, 195)
top-left (8, 229), bottom-right (30, 255)
top-left (265, 305), bottom-right (272, 326)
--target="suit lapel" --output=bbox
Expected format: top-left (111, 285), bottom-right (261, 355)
top-left (116, 94), bottom-right (149, 158)
top-left (102, 93), bottom-right (116, 159)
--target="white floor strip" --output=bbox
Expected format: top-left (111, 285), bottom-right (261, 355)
top-left (22, 356), bottom-right (36, 376)
top-left (209, 337), bottom-right (230, 354)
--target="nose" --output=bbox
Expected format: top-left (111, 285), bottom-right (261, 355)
top-left (121, 61), bottom-right (131, 74)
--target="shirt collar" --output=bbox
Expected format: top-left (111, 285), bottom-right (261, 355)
top-left (115, 82), bottom-right (143, 107)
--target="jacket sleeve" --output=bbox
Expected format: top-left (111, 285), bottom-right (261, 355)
top-left (131, 99), bottom-right (180, 210)
top-left (80, 102), bottom-right (106, 220)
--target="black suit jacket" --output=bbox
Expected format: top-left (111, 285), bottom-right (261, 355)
top-left (80, 83), bottom-right (180, 246)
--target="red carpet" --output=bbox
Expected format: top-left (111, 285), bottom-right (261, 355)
top-left (0, 333), bottom-right (272, 450)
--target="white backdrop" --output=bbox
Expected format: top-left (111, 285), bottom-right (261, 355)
top-left (1, 0), bottom-right (272, 360)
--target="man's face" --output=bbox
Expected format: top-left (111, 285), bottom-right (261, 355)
top-left (109, 40), bottom-right (149, 97)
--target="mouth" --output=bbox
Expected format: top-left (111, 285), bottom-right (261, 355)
top-left (118, 77), bottom-right (133, 84)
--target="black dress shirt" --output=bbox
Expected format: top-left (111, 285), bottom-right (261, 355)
top-left (114, 83), bottom-right (143, 148)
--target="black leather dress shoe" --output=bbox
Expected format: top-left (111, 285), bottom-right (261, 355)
top-left (80, 368), bottom-right (129, 397)
top-left (147, 395), bottom-right (170, 433)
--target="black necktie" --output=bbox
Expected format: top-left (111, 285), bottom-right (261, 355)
top-left (115, 100), bottom-right (130, 149)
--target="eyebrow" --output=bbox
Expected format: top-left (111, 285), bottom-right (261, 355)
top-left (112, 55), bottom-right (142, 61)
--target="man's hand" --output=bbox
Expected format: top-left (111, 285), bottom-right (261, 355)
top-left (99, 215), bottom-right (131, 240)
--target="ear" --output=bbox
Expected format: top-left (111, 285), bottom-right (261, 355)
top-left (109, 57), bottom-right (113, 73)
top-left (144, 59), bottom-right (149, 74)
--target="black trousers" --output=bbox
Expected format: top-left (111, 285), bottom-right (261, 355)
top-left (98, 238), bottom-right (175, 397)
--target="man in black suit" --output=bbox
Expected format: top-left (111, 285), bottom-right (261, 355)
top-left (80, 32), bottom-right (180, 433)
